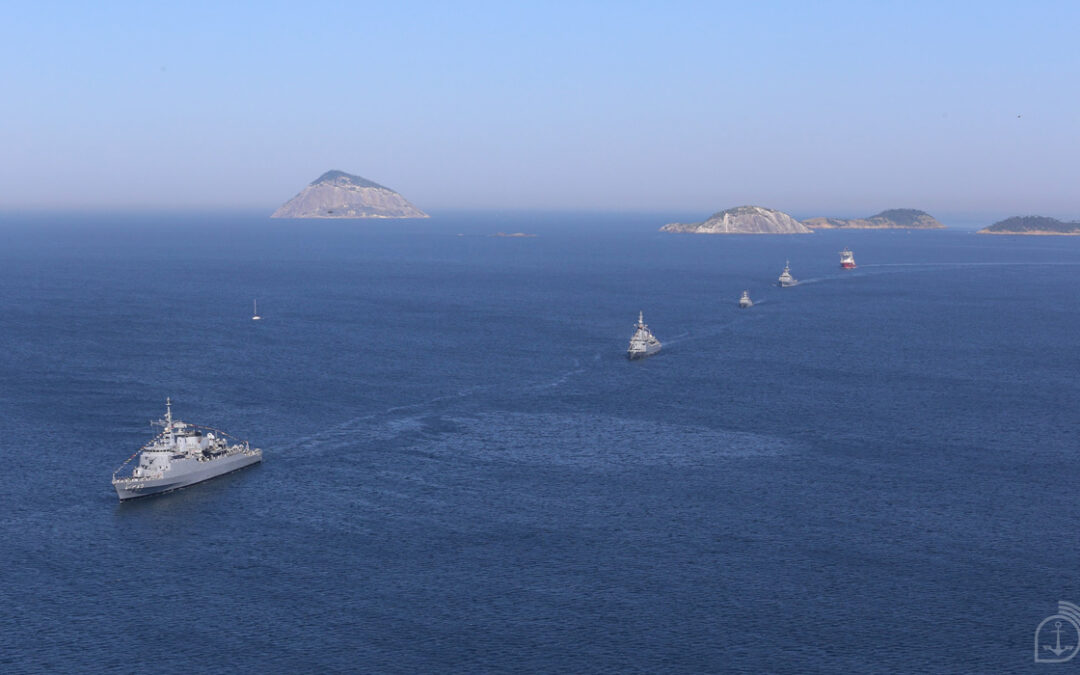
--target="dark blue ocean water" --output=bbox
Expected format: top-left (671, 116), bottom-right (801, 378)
top-left (1, 211), bottom-right (1078, 673)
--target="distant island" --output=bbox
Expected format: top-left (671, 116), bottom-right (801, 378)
top-left (978, 215), bottom-right (1080, 235)
top-left (491, 232), bottom-right (537, 237)
top-left (803, 209), bottom-right (944, 230)
top-left (272, 170), bottom-right (428, 219)
top-left (661, 205), bottom-right (812, 234)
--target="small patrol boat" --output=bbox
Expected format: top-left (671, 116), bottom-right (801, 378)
top-left (839, 248), bottom-right (856, 269)
top-left (112, 399), bottom-right (262, 501)
top-left (627, 311), bottom-right (662, 360)
top-left (738, 290), bottom-right (753, 308)
top-left (778, 261), bottom-right (798, 287)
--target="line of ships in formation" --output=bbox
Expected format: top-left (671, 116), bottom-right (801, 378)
top-left (628, 248), bottom-right (857, 360)
top-left (112, 248), bottom-right (857, 500)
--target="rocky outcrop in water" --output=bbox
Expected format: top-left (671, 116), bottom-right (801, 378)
top-left (803, 209), bottom-right (944, 230)
top-left (978, 215), bottom-right (1080, 235)
top-left (661, 206), bottom-right (812, 234)
top-left (272, 170), bottom-right (428, 219)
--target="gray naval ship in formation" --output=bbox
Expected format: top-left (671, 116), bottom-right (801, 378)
top-left (112, 399), bottom-right (262, 500)
top-left (627, 311), bottom-right (662, 359)
top-left (777, 261), bottom-right (798, 287)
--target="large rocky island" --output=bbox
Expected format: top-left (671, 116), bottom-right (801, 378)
top-left (803, 209), bottom-right (944, 230)
top-left (978, 216), bottom-right (1080, 235)
top-left (272, 170), bottom-right (428, 219)
top-left (661, 206), bottom-right (812, 234)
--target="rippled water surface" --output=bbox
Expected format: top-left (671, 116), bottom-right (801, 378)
top-left (1, 212), bottom-right (1078, 673)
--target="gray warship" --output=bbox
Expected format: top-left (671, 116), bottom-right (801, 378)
top-left (627, 311), bottom-right (662, 360)
top-left (738, 290), bottom-right (753, 308)
top-left (112, 399), bottom-right (262, 501)
top-left (778, 261), bottom-right (798, 287)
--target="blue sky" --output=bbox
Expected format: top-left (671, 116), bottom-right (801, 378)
top-left (1, 1), bottom-right (1078, 217)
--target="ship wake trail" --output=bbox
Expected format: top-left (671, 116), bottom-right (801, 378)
top-left (524, 364), bottom-right (586, 391)
top-left (656, 331), bottom-right (691, 346)
top-left (417, 412), bottom-right (799, 467)
top-left (862, 262), bottom-right (1080, 269)
top-left (284, 367), bottom-right (589, 455)
top-left (668, 319), bottom-right (759, 346)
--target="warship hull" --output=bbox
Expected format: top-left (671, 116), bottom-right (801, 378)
top-left (627, 344), bottom-right (662, 360)
top-left (114, 452), bottom-right (261, 500)
top-left (777, 262), bottom-right (797, 287)
top-left (626, 311), bottom-right (662, 360)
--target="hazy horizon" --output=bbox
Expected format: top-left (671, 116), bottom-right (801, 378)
top-left (0, 206), bottom-right (1016, 231)
top-left (2, 2), bottom-right (1078, 216)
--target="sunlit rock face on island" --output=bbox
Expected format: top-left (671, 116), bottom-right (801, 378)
top-left (661, 206), bottom-right (812, 234)
top-left (271, 170), bottom-right (428, 219)
top-left (803, 209), bottom-right (944, 230)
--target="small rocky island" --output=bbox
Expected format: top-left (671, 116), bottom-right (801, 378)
top-left (803, 209), bottom-right (944, 230)
top-left (661, 206), bottom-right (812, 234)
top-left (272, 170), bottom-right (428, 219)
top-left (978, 216), bottom-right (1080, 235)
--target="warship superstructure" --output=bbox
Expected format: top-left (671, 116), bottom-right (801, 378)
top-left (738, 291), bottom-right (753, 308)
top-left (112, 399), bottom-right (262, 500)
top-left (778, 261), bottom-right (798, 287)
top-left (839, 248), bottom-right (856, 269)
top-left (627, 311), bottom-right (662, 360)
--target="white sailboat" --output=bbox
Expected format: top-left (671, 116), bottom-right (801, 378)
top-left (252, 300), bottom-right (261, 321)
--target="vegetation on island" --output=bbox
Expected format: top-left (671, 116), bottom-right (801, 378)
top-left (803, 209), bottom-right (944, 229)
top-left (978, 216), bottom-right (1080, 235)
top-left (310, 170), bottom-right (388, 190)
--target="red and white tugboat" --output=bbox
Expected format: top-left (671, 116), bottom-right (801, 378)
top-left (839, 248), bottom-right (856, 269)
